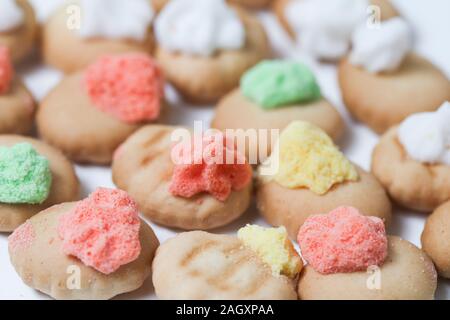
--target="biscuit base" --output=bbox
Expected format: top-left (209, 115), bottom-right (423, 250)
top-left (153, 231), bottom-right (298, 299)
top-left (257, 166), bottom-right (392, 239)
top-left (156, 7), bottom-right (270, 104)
top-left (112, 125), bottom-right (253, 230)
top-left (421, 201), bottom-right (450, 279)
top-left (298, 236), bottom-right (437, 300)
top-left (372, 127), bottom-right (450, 212)
top-left (37, 72), bottom-right (144, 165)
top-left (230, 0), bottom-right (273, 9)
top-left (0, 135), bottom-right (79, 232)
top-left (339, 54), bottom-right (450, 134)
top-left (42, 0), bottom-right (155, 73)
top-left (9, 202), bottom-right (159, 300)
top-left (0, 81), bottom-right (35, 135)
top-left (0, 0), bottom-right (37, 63)
top-left (274, 0), bottom-right (398, 43)
top-left (212, 89), bottom-right (344, 161)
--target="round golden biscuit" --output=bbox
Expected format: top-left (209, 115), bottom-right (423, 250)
top-left (339, 54), bottom-right (450, 134)
top-left (230, 0), bottom-right (272, 9)
top-left (422, 201), bottom-right (450, 278)
top-left (36, 72), bottom-right (146, 165)
top-left (0, 80), bottom-right (35, 135)
top-left (274, 0), bottom-right (398, 39)
top-left (152, 0), bottom-right (169, 12)
top-left (0, 0), bottom-right (38, 63)
top-left (153, 0), bottom-right (271, 11)
top-left (257, 166), bottom-right (392, 239)
top-left (42, 0), bottom-right (155, 73)
top-left (156, 7), bottom-right (269, 104)
top-left (371, 127), bottom-right (450, 212)
top-left (112, 125), bottom-right (253, 230)
top-left (212, 89), bottom-right (344, 160)
top-left (298, 236), bottom-right (437, 300)
top-left (0, 135), bottom-right (79, 232)
top-left (9, 202), bottom-right (159, 300)
top-left (152, 231), bottom-right (298, 299)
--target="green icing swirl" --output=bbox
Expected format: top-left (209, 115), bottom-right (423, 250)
top-left (240, 60), bottom-right (321, 109)
top-left (0, 143), bottom-right (52, 204)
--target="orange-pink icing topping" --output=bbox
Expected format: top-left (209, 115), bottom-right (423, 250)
top-left (298, 206), bottom-right (388, 274)
top-left (169, 132), bottom-right (252, 202)
top-left (0, 46), bottom-right (13, 94)
top-left (58, 188), bottom-right (141, 274)
top-left (84, 53), bottom-right (164, 124)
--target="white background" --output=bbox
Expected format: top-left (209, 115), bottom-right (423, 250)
top-left (0, 0), bottom-right (449, 300)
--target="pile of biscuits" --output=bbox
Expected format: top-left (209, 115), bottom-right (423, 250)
top-left (1, 0), bottom-right (449, 300)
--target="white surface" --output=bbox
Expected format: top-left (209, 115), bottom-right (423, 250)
top-left (1, 0), bottom-right (450, 300)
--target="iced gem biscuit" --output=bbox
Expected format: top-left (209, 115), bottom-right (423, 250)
top-left (152, 231), bottom-right (298, 299)
top-left (274, 0), bottom-right (398, 59)
top-left (42, 0), bottom-right (155, 72)
top-left (169, 132), bottom-right (252, 201)
top-left (28, 0), bottom-right (66, 24)
top-left (263, 121), bottom-right (358, 194)
top-left (153, 0), bottom-right (273, 11)
top-left (0, 46), bottom-right (13, 94)
top-left (0, 0), bottom-right (37, 62)
top-left (58, 188), bottom-right (141, 274)
top-left (298, 208), bottom-right (437, 300)
top-left (0, 135), bottom-right (79, 232)
top-left (154, 0), bottom-right (269, 103)
top-left (84, 54), bottom-right (164, 123)
top-left (256, 121), bottom-right (391, 239)
top-left (339, 17), bottom-right (450, 133)
top-left (298, 207), bottom-right (387, 274)
top-left (0, 0), bottom-right (24, 32)
top-left (238, 224), bottom-right (302, 278)
top-left (241, 60), bottom-right (321, 109)
top-left (372, 102), bottom-right (450, 211)
top-left (0, 46), bottom-right (36, 135)
top-left (211, 61), bottom-right (344, 161)
top-left (398, 102), bottom-right (450, 165)
top-left (8, 188), bottom-right (159, 299)
top-left (37, 53), bottom-right (165, 164)
top-left (350, 17), bottom-right (412, 73)
top-left (0, 143), bottom-right (52, 204)
top-left (155, 0), bottom-right (245, 57)
top-left (283, 0), bottom-right (368, 60)
top-left (78, 0), bottom-right (154, 41)
top-left (112, 125), bottom-right (253, 230)
top-left (229, 0), bottom-right (272, 9)
top-left (422, 201), bottom-right (450, 278)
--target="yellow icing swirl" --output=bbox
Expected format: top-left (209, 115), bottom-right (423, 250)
top-left (265, 121), bottom-right (358, 194)
top-left (238, 224), bottom-right (302, 278)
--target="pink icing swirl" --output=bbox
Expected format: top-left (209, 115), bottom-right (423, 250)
top-left (0, 46), bottom-right (13, 94)
top-left (169, 132), bottom-right (252, 202)
top-left (58, 188), bottom-right (141, 274)
top-left (84, 53), bottom-right (164, 124)
top-left (298, 206), bottom-right (388, 274)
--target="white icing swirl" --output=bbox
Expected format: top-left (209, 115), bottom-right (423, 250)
top-left (398, 102), bottom-right (450, 166)
top-left (350, 17), bottom-right (412, 73)
top-left (285, 0), bottom-right (368, 60)
top-left (155, 0), bottom-right (245, 57)
top-left (78, 0), bottom-right (154, 41)
top-left (0, 0), bottom-right (24, 32)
